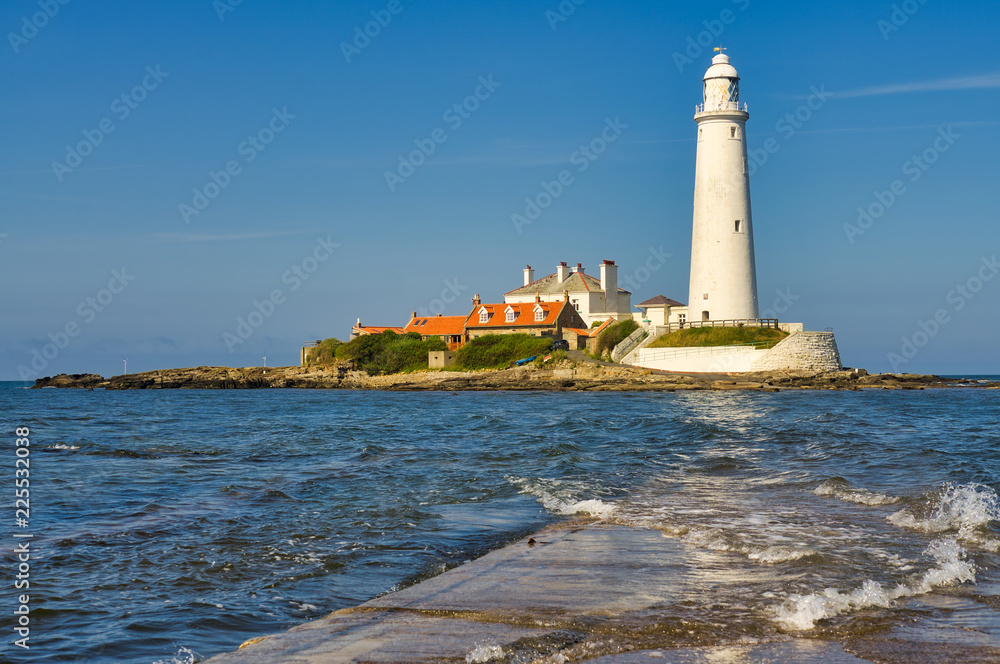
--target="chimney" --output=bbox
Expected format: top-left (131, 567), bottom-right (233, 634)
top-left (535, 292), bottom-right (541, 303)
top-left (563, 290), bottom-right (570, 302)
top-left (472, 293), bottom-right (481, 306)
top-left (572, 262), bottom-right (584, 274)
top-left (600, 260), bottom-right (618, 306)
top-left (556, 261), bottom-right (570, 282)
top-left (437, 313), bottom-right (442, 317)
top-left (411, 311), bottom-right (417, 319)
top-left (523, 264), bottom-right (534, 286)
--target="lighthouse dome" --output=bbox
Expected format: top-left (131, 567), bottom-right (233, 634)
top-left (703, 53), bottom-right (739, 81)
top-left (700, 52), bottom-right (743, 112)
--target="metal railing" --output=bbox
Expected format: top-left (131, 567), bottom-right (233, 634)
top-left (695, 102), bottom-right (748, 113)
top-left (620, 325), bottom-right (672, 366)
top-left (611, 328), bottom-right (648, 363)
top-left (660, 318), bottom-right (778, 334)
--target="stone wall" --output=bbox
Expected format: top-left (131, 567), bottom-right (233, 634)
top-left (750, 331), bottom-right (841, 372)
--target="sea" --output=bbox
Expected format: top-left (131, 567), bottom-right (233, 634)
top-left (2, 379), bottom-right (999, 663)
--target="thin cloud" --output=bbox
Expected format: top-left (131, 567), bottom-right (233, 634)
top-left (835, 74), bottom-right (1000, 99)
top-left (156, 231), bottom-right (309, 243)
top-left (792, 120), bottom-right (1000, 136)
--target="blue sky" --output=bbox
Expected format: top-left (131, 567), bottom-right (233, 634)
top-left (2, 0), bottom-right (998, 379)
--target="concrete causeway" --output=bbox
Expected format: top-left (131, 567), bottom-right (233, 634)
top-left (203, 523), bottom-right (883, 663)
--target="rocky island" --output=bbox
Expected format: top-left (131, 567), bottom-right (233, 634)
top-left (31, 359), bottom-right (984, 392)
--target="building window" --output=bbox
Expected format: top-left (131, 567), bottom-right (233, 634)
top-left (702, 310), bottom-right (710, 321)
top-left (735, 220), bottom-right (743, 233)
top-left (534, 306), bottom-right (544, 322)
top-left (479, 309), bottom-right (489, 324)
top-left (730, 127), bottom-right (736, 138)
top-left (505, 307), bottom-right (516, 323)
top-left (571, 299), bottom-right (580, 311)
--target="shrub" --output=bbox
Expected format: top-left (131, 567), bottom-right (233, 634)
top-left (305, 338), bottom-right (343, 366)
top-left (595, 318), bottom-right (640, 357)
top-left (454, 334), bottom-right (554, 370)
top-left (334, 330), bottom-right (446, 375)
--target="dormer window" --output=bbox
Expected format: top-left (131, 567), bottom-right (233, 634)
top-left (534, 305), bottom-right (545, 322)
top-left (505, 306), bottom-right (516, 323)
top-left (479, 308), bottom-right (489, 324)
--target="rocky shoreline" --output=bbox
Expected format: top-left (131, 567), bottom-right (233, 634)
top-left (30, 362), bottom-right (990, 392)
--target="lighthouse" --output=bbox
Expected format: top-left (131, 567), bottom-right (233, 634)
top-left (688, 51), bottom-right (759, 322)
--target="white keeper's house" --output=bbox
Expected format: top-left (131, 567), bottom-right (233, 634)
top-left (503, 261), bottom-right (633, 328)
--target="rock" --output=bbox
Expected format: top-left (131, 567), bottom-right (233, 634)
top-left (34, 373), bottom-right (105, 388)
top-left (30, 363), bottom-right (964, 393)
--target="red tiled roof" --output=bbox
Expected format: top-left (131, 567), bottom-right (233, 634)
top-left (353, 325), bottom-right (404, 335)
top-left (466, 301), bottom-right (566, 328)
top-left (403, 315), bottom-right (467, 336)
top-left (565, 318), bottom-right (614, 338)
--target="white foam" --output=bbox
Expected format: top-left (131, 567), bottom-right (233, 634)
top-left (773, 537), bottom-right (976, 630)
top-left (466, 645), bottom-right (506, 663)
top-left (815, 479), bottom-right (899, 506)
top-left (674, 527), bottom-right (815, 564)
top-left (507, 476), bottom-right (615, 519)
top-left (49, 443), bottom-right (80, 450)
top-left (888, 482), bottom-right (999, 544)
top-left (151, 646), bottom-right (201, 664)
top-left (540, 495), bottom-right (616, 519)
top-left (747, 546), bottom-right (815, 564)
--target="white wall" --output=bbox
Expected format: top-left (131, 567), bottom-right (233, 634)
top-left (634, 345), bottom-right (765, 373)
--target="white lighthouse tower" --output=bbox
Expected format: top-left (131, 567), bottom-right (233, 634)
top-left (688, 51), bottom-right (759, 322)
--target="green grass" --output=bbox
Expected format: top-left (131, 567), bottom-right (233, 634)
top-left (454, 334), bottom-right (554, 370)
top-left (334, 330), bottom-right (446, 375)
top-left (648, 326), bottom-right (788, 350)
top-left (595, 318), bottom-right (640, 357)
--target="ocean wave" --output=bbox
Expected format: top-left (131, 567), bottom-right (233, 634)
top-left (887, 482), bottom-right (999, 545)
top-left (676, 526), bottom-right (816, 564)
top-left (773, 537), bottom-right (976, 630)
top-left (814, 478), bottom-right (899, 506)
top-left (151, 645), bottom-right (201, 664)
top-left (47, 443), bottom-right (81, 450)
top-left (507, 476), bottom-right (616, 519)
top-left (466, 644), bottom-right (506, 663)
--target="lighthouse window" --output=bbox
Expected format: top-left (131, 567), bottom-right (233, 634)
top-left (730, 127), bottom-right (736, 138)
top-left (735, 220), bottom-right (743, 233)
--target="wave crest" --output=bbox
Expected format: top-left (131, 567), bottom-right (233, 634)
top-left (507, 476), bottom-right (616, 519)
top-left (814, 478), bottom-right (899, 506)
top-left (773, 537), bottom-right (976, 630)
top-left (888, 482), bottom-right (999, 544)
